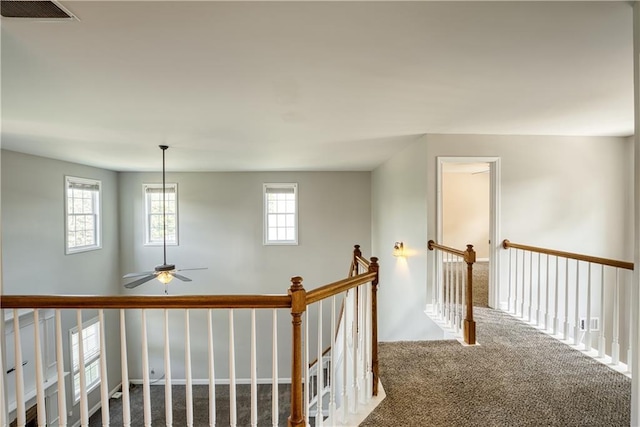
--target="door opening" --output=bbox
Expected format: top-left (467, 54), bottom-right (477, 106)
top-left (436, 157), bottom-right (501, 309)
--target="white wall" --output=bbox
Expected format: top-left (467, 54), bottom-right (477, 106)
top-left (1, 150), bottom-right (122, 425)
top-left (371, 139), bottom-right (446, 341)
top-left (118, 171), bottom-right (371, 380)
top-left (443, 171), bottom-right (490, 259)
top-left (425, 134), bottom-right (633, 308)
top-left (372, 134), bottom-right (633, 341)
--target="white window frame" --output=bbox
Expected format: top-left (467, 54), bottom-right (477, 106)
top-left (143, 183), bottom-right (179, 246)
top-left (69, 317), bottom-right (101, 404)
top-left (65, 176), bottom-right (102, 254)
top-left (263, 183), bottom-right (298, 245)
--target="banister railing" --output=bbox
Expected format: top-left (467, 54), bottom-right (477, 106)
top-left (428, 240), bottom-right (477, 345)
top-left (502, 239), bottom-right (634, 373)
top-left (0, 244), bottom-right (379, 427)
top-left (502, 240), bottom-right (634, 271)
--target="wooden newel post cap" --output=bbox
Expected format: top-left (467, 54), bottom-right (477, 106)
top-left (289, 276), bottom-right (304, 291)
top-left (354, 244), bottom-right (362, 257)
top-left (464, 245), bottom-right (476, 264)
top-left (289, 276), bottom-right (306, 313)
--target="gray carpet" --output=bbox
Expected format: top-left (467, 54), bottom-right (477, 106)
top-left (362, 260), bottom-right (630, 426)
top-left (89, 383), bottom-right (291, 426)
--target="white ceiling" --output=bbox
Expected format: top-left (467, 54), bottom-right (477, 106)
top-left (1, 1), bottom-right (634, 172)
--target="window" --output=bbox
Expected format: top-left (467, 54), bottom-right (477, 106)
top-left (70, 318), bottom-right (101, 403)
top-left (264, 183), bottom-right (298, 245)
top-left (65, 176), bottom-right (101, 254)
top-left (144, 183), bottom-right (178, 246)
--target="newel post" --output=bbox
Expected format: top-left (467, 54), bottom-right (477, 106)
top-left (353, 244), bottom-right (362, 275)
top-left (368, 256), bottom-right (380, 396)
top-left (463, 245), bottom-right (477, 345)
top-left (288, 276), bottom-right (306, 427)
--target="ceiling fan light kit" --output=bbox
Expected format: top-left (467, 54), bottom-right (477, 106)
top-left (123, 145), bottom-right (205, 291)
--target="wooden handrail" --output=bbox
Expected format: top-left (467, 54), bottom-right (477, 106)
top-left (305, 271), bottom-right (377, 305)
top-left (428, 240), bottom-right (465, 258)
top-left (502, 239), bottom-right (634, 271)
top-left (0, 294), bottom-right (292, 310)
top-left (355, 255), bottom-right (370, 269)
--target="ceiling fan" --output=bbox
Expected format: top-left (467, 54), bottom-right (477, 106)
top-left (123, 145), bottom-right (206, 290)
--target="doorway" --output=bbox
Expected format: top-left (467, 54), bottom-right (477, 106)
top-left (436, 157), bottom-right (501, 309)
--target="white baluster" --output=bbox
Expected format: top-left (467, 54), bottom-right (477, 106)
top-left (120, 310), bottom-right (131, 427)
top-left (33, 310), bottom-right (46, 426)
top-left (585, 263), bottom-right (592, 351)
top-left (99, 310), bottom-right (110, 426)
top-left (141, 309), bottom-right (151, 426)
top-left (545, 255), bottom-right (551, 331)
top-left (342, 293), bottom-right (348, 423)
top-left (563, 259), bottom-right (570, 341)
top-left (352, 288), bottom-right (358, 414)
top-left (536, 253), bottom-right (542, 326)
top-left (454, 257), bottom-right (460, 333)
top-left (507, 248), bottom-right (513, 313)
top-left (528, 251), bottom-right (533, 322)
top-left (0, 311), bottom-right (5, 427)
top-left (329, 296), bottom-right (337, 421)
top-left (56, 310), bottom-right (68, 427)
top-left (207, 309), bottom-right (216, 427)
top-left (573, 261), bottom-right (580, 346)
top-left (272, 309), bottom-right (279, 427)
top-left (514, 249), bottom-right (519, 316)
top-left (612, 269), bottom-right (620, 365)
top-left (553, 256), bottom-right (560, 335)
top-left (520, 250), bottom-right (526, 318)
top-left (364, 284), bottom-right (372, 401)
top-left (229, 310), bottom-right (237, 427)
top-left (316, 301), bottom-right (324, 427)
top-left (77, 310), bottom-right (89, 426)
top-left (185, 310), bottom-right (193, 427)
top-left (304, 311), bottom-right (310, 424)
top-left (164, 309), bottom-right (173, 426)
top-left (460, 258), bottom-right (466, 335)
top-left (251, 309), bottom-right (257, 427)
top-left (628, 270), bottom-right (633, 373)
top-left (598, 267), bottom-right (607, 359)
top-left (13, 310), bottom-right (25, 427)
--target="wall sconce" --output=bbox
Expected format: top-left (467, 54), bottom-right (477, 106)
top-left (393, 241), bottom-right (404, 257)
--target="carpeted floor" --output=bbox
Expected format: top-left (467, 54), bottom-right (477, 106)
top-left (361, 262), bottom-right (631, 426)
top-left (89, 383), bottom-right (291, 426)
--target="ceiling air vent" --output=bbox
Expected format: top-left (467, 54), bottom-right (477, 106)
top-left (1, 1), bottom-right (74, 19)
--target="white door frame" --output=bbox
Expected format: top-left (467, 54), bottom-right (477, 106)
top-left (436, 156), bottom-right (501, 309)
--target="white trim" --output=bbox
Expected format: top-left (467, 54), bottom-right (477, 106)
top-left (436, 156), bottom-right (501, 309)
top-left (64, 175), bottom-right (102, 255)
top-left (142, 182), bottom-right (179, 247)
top-left (263, 183), bottom-right (299, 245)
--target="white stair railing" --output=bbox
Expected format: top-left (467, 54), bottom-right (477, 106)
top-left (503, 240), bottom-right (634, 374)
top-left (1, 245), bottom-right (379, 427)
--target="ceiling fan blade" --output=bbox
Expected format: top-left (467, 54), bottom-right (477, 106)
top-left (123, 271), bottom-right (155, 279)
top-left (124, 274), bottom-right (156, 289)
top-left (172, 273), bottom-right (192, 282)
top-left (176, 267), bottom-right (208, 272)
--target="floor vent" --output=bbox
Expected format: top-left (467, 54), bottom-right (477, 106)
top-left (1, 1), bottom-right (74, 19)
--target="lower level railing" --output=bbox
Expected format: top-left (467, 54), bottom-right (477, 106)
top-left (0, 245), bottom-right (379, 427)
top-left (427, 240), bottom-right (476, 345)
top-left (502, 239), bottom-right (634, 371)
